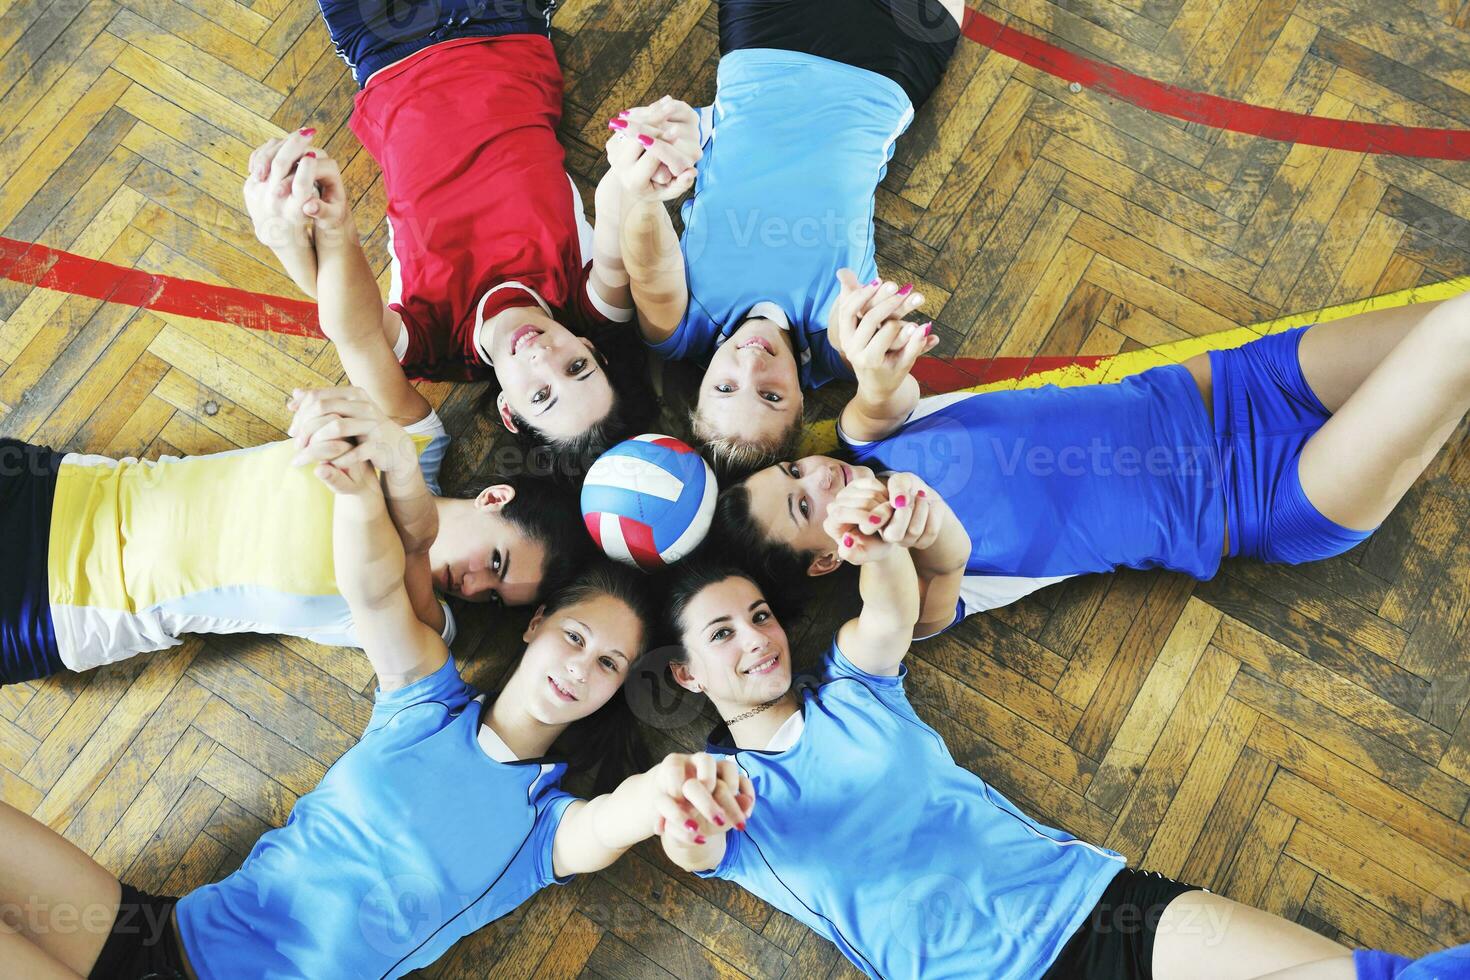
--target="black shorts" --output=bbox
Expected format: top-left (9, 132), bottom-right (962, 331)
top-left (317, 0), bottom-right (557, 86)
top-left (1040, 868), bottom-right (1203, 980)
top-left (719, 0), bottom-right (961, 107)
top-left (0, 439), bottom-right (63, 686)
top-left (88, 883), bottom-right (188, 980)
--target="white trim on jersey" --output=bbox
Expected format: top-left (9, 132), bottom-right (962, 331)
top-left (471, 281), bottom-right (555, 364)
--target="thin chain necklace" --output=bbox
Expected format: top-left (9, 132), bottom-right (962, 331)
top-left (724, 692), bottom-right (789, 727)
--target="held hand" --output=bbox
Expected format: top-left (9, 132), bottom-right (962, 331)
top-left (286, 386), bottom-right (417, 479)
top-left (608, 96), bottom-right (702, 186)
top-left (650, 752), bottom-right (754, 845)
top-left (822, 476), bottom-right (899, 565)
top-left (876, 473), bottom-right (946, 551)
top-left (606, 128), bottom-right (697, 204)
top-left (244, 129), bottom-right (353, 250)
top-left (829, 270), bottom-right (933, 379)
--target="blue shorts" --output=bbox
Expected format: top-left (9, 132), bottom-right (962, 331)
top-left (0, 440), bottom-right (63, 685)
top-left (317, 0), bottom-right (556, 86)
top-left (1209, 327), bottom-right (1375, 566)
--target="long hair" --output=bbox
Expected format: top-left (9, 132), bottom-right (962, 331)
top-left (479, 322), bottom-right (660, 484)
top-left (540, 559), bottom-right (659, 794)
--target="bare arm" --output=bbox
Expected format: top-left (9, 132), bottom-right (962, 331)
top-left (305, 155), bottom-right (430, 426)
top-left (554, 753), bottom-right (752, 877)
top-left (834, 538), bottom-right (922, 678)
top-left (586, 171), bottom-right (634, 316)
top-left (292, 387), bottom-right (447, 639)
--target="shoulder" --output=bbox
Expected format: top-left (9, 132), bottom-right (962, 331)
top-left (364, 657), bottom-right (475, 736)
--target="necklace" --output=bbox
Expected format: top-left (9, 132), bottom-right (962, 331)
top-left (724, 693), bottom-right (788, 727)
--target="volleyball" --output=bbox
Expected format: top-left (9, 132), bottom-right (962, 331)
top-left (580, 435), bottom-right (717, 571)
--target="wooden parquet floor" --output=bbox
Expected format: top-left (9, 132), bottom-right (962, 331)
top-left (2, 0), bottom-right (1470, 976)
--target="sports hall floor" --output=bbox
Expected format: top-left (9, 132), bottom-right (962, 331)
top-left (2, 0), bottom-right (1470, 976)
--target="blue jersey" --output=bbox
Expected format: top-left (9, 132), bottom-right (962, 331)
top-left (655, 49), bottom-right (914, 388)
top-left (701, 643), bottom-right (1124, 980)
top-left (841, 366), bottom-right (1225, 588)
top-left (175, 658), bottom-right (576, 979)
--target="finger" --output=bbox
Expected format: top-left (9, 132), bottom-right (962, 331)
top-left (715, 757), bottom-right (742, 794)
top-left (895, 320), bottom-right (932, 372)
top-left (659, 166), bottom-right (697, 201)
top-left (693, 753), bottom-right (718, 793)
top-left (641, 136), bottom-right (697, 175)
top-left (852, 288), bottom-right (918, 350)
top-left (302, 415), bottom-right (377, 449)
top-left (738, 774), bottom-right (756, 821)
top-left (826, 503), bottom-right (883, 531)
top-left (268, 131), bottom-right (313, 192)
top-left (835, 268), bottom-right (861, 294)
top-left (864, 317), bottom-right (906, 358)
top-left (653, 797), bottom-right (685, 837)
top-left (681, 778), bottom-right (724, 828)
top-left (710, 782), bottom-right (744, 829)
top-left (249, 138), bottom-right (284, 182)
top-left (898, 495), bottom-right (930, 546)
top-left (656, 755), bottom-right (690, 797)
top-left (881, 488), bottom-right (917, 544)
top-left (291, 438), bottom-right (355, 467)
top-left (290, 152), bottom-right (318, 207)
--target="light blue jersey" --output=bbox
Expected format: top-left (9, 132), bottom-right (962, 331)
top-left (175, 657), bottom-right (576, 979)
top-left (701, 643), bottom-right (1124, 980)
top-left (654, 49), bottom-right (914, 388)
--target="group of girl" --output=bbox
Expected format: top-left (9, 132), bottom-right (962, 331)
top-left (2, 0), bottom-right (1467, 977)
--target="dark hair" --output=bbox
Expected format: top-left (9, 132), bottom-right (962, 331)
top-left (486, 473), bottom-right (593, 599)
top-left (543, 558), bottom-right (658, 794)
top-left (656, 556), bottom-right (786, 662)
top-left (482, 324), bottom-right (660, 484)
top-left (707, 484), bottom-right (820, 595)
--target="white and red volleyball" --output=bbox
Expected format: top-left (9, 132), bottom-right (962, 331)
top-left (580, 435), bottom-right (716, 571)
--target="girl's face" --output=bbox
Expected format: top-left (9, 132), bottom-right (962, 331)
top-left (673, 576), bottom-right (791, 708)
top-left (510, 593), bottom-right (645, 726)
top-left (742, 456), bottom-right (878, 561)
top-left (696, 318), bottom-right (802, 447)
top-left (430, 487), bottom-right (548, 607)
top-left (492, 313), bottom-right (614, 441)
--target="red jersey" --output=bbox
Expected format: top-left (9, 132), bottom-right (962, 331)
top-left (351, 35), bottom-right (628, 382)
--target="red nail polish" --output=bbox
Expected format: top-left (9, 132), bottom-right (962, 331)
top-left (638, 134), bottom-right (655, 147)
top-left (684, 819), bottom-right (699, 832)
top-left (303, 151), bottom-right (316, 158)
top-left (299, 127), bottom-right (315, 136)
top-left (714, 815), bottom-right (725, 826)
top-left (868, 514), bottom-right (881, 525)
top-left (897, 283), bottom-right (913, 296)
top-left (736, 821), bottom-right (746, 831)
top-left (695, 835), bottom-right (707, 845)
top-left (917, 490), bottom-right (927, 499)
top-left (894, 495), bottom-right (908, 508)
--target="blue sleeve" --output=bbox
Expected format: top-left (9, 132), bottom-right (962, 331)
top-left (532, 789), bottom-right (581, 886)
top-left (645, 299), bottom-right (715, 364)
top-left (824, 641), bottom-right (907, 689)
top-left (363, 656), bottom-right (472, 736)
top-left (694, 821), bottom-right (745, 881)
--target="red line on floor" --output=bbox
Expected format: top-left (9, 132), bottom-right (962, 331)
top-left (960, 7), bottom-right (1470, 160)
top-left (0, 235), bottom-right (320, 337)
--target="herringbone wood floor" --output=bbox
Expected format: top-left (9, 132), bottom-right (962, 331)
top-left (2, 0), bottom-right (1469, 976)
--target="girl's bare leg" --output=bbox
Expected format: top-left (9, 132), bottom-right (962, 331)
top-left (1152, 891), bottom-right (1351, 980)
top-left (0, 801), bottom-right (119, 975)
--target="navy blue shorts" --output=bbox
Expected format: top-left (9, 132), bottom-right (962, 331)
top-left (1209, 326), bottom-right (1375, 566)
top-left (0, 439), bottom-right (63, 685)
top-left (1041, 868), bottom-right (1201, 980)
top-left (317, 0), bottom-right (557, 86)
top-left (719, 0), bottom-right (960, 108)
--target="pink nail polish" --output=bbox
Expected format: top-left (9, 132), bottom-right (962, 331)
top-left (714, 815), bottom-right (725, 826)
top-left (303, 151), bottom-right (316, 159)
top-left (894, 495), bottom-right (908, 509)
top-left (868, 515), bottom-right (881, 525)
top-left (609, 118), bottom-right (628, 130)
top-left (897, 283), bottom-right (913, 296)
top-left (843, 534), bottom-right (854, 548)
top-left (299, 127), bottom-right (315, 136)
top-left (868, 277), bottom-right (881, 287)
top-left (684, 819), bottom-right (699, 832)
top-left (637, 134), bottom-right (655, 147)
top-left (695, 835), bottom-right (707, 845)
top-left (917, 490), bottom-right (927, 499)
top-left (921, 321), bottom-right (933, 337)
top-left (618, 110), bottom-right (631, 118)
